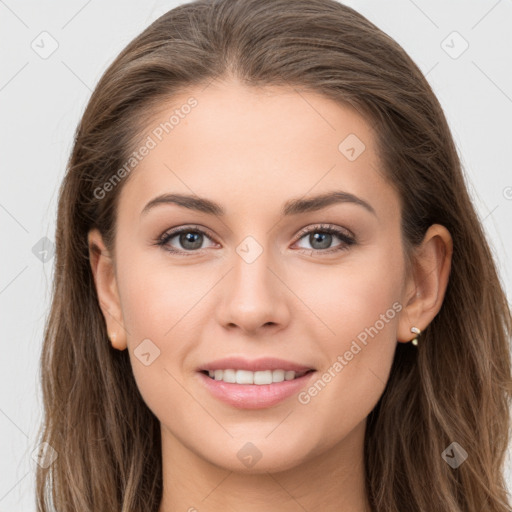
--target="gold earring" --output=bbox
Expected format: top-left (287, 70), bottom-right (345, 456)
top-left (410, 326), bottom-right (421, 346)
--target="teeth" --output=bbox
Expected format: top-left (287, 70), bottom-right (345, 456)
top-left (207, 369), bottom-right (308, 384)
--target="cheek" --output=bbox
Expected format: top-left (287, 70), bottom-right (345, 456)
top-left (296, 245), bottom-right (402, 419)
top-left (115, 256), bottom-right (204, 425)
top-left (294, 243), bottom-right (403, 342)
top-left (116, 250), bottom-right (203, 339)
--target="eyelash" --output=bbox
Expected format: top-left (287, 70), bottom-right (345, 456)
top-left (154, 223), bottom-right (356, 257)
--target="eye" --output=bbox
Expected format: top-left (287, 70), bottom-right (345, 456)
top-left (154, 223), bottom-right (356, 256)
top-left (155, 225), bottom-right (217, 256)
top-left (293, 224), bottom-right (356, 255)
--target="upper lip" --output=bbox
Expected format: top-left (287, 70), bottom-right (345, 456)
top-left (198, 357), bottom-right (315, 373)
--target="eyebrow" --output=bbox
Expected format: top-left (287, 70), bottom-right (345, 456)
top-left (140, 190), bottom-right (377, 218)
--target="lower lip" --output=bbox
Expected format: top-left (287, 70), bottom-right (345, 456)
top-left (197, 371), bottom-right (316, 409)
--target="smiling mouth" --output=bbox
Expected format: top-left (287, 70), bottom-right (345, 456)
top-left (199, 368), bottom-right (315, 385)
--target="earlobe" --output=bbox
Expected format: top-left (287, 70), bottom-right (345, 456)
top-left (87, 228), bottom-right (128, 350)
top-left (397, 224), bottom-right (453, 343)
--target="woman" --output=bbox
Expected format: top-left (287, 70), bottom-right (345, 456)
top-left (35, 0), bottom-right (512, 510)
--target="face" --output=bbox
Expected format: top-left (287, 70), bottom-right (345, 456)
top-left (95, 79), bottom-right (411, 473)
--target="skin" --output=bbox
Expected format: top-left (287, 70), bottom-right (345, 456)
top-left (88, 78), bottom-right (452, 512)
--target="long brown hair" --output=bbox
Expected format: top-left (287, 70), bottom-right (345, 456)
top-left (36, 0), bottom-right (512, 510)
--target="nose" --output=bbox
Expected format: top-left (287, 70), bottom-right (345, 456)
top-left (215, 246), bottom-right (291, 335)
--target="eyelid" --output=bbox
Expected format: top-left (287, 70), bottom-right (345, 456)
top-left (292, 223), bottom-right (355, 243)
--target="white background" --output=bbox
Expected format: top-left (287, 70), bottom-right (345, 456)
top-left (1, 0), bottom-right (511, 509)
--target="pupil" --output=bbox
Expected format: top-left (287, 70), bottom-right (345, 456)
top-left (311, 232), bottom-right (331, 250)
top-left (180, 232), bottom-right (202, 250)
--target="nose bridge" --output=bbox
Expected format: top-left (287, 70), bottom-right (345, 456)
top-left (231, 232), bottom-right (277, 307)
top-left (233, 236), bottom-right (272, 292)
top-left (229, 211), bottom-right (278, 287)
top-left (216, 229), bottom-right (289, 333)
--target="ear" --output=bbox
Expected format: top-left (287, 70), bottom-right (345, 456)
top-left (87, 228), bottom-right (127, 350)
top-left (397, 224), bottom-right (453, 343)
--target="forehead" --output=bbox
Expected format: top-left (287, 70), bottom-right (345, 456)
top-left (117, 80), bottom-right (398, 223)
